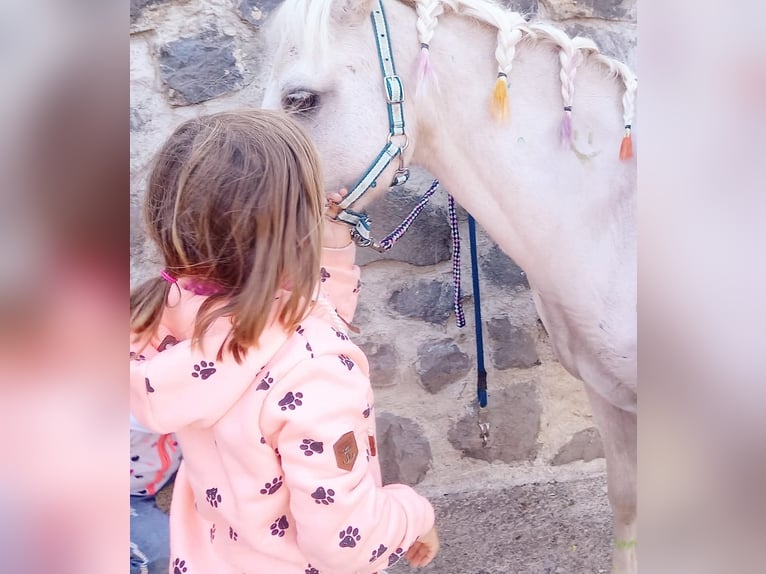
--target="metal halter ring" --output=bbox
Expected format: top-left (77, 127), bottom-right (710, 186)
top-left (386, 132), bottom-right (410, 150)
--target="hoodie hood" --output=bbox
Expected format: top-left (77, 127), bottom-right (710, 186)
top-left (130, 286), bottom-right (292, 434)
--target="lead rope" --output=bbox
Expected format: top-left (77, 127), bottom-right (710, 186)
top-left (364, 179), bottom-right (465, 327)
top-left (352, 181), bottom-right (488, 445)
top-left (467, 215), bottom-right (490, 445)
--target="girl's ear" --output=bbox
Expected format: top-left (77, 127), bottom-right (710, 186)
top-left (330, 0), bottom-right (376, 26)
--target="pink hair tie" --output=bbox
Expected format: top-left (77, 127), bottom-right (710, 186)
top-left (160, 270), bottom-right (177, 284)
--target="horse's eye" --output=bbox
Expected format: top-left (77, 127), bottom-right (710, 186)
top-left (282, 90), bottom-right (320, 114)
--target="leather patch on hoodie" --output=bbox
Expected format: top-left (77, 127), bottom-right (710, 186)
top-left (368, 433), bottom-right (377, 457)
top-left (333, 431), bottom-right (358, 471)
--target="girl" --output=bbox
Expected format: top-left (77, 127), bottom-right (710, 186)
top-left (130, 110), bottom-right (438, 574)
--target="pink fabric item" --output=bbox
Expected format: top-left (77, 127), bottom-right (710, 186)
top-left (415, 46), bottom-right (439, 97)
top-left (560, 110), bottom-right (572, 146)
top-left (130, 244), bottom-right (434, 574)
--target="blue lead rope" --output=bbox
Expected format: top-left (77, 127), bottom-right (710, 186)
top-left (468, 215), bottom-right (488, 408)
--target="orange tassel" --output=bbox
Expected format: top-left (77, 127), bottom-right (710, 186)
top-left (619, 126), bottom-right (633, 160)
top-left (490, 75), bottom-right (509, 121)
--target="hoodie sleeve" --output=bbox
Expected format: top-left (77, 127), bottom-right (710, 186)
top-left (319, 243), bottom-right (361, 326)
top-left (260, 352), bottom-right (434, 573)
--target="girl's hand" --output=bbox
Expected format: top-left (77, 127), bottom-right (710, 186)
top-left (405, 526), bottom-right (440, 568)
top-left (324, 188), bottom-right (352, 248)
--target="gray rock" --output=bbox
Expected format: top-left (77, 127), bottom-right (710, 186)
top-left (130, 0), bottom-right (171, 24)
top-left (130, 201), bottom-right (144, 257)
top-left (448, 382), bottom-right (541, 463)
top-left (376, 412), bottom-right (432, 486)
top-left (130, 108), bottom-right (146, 132)
top-left (357, 340), bottom-right (399, 388)
top-left (540, 0), bottom-right (635, 21)
top-left (388, 279), bottom-right (454, 324)
top-left (486, 317), bottom-right (540, 370)
top-left (551, 427), bottom-right (604, 465)
top-left (355, 187), bottom-right (451, 267)
top-left (158, 30), bottom-right (245, 106)
top-left (564, 21), bottom-right (637, 69)
top-left (237, 0), bottom-right (284, 28)
top-left (482, 244), bottom-right (528, 289)
top-left (416, 339), bottom-right (472, 394)
top-left (499, 0), bottom-right (538, 16)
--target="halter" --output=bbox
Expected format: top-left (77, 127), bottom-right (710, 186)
top-left (333, 0), bottom-right (411, 248)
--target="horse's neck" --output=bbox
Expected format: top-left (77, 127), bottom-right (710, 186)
top-left (401, 7), bottom-right (635, 294)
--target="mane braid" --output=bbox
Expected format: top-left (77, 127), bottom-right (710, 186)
top-left (275, 0), bottom-right (637, 158)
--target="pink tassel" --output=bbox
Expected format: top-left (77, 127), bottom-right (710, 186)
top-left (560, 108), bottom-right (572, 146)
top-left (415, 45), bottom-right (438, 96)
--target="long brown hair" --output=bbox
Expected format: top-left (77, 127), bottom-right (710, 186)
top-left (130, 110), bottom-right (325, 361)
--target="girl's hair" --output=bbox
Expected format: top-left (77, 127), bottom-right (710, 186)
top-left (130, 110), bottom-right (325, 361)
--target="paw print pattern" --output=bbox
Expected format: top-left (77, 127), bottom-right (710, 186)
top-left (260, 436), bottom-right (266, 445)
top-left (338, 354), bottom-right (354, 370)
top-left (320, 267), bottom-right (330, 282)
top-left (229, 526), bottom-right (238, 541)
top-left (388, 548), bottom-right (405, 567)
top-left (300, 439), bottom-right (323, 456)
top-left (191, 360), bottom-right (216, 380)
top-left (270, 515), bottom-right (289, 537)
top-left (205, 488), bottom-right (222, 508)
top-left (209, 524), bottom-right (215, 543)
top-left (338, 526), bottom-right (361, 548)
top-left (362, 404), bottom-right (371, 418)
top-left (256, 372), bottom-right (273, 391)
top-left (173, 558), bottom-right (187, 574)
top-left (145, 377), bottom-right (155, 393)
top-left (260, 476), bottom-right (283, 495)
top-left (311, 486), bottom-right (335, 505)
top-left (305, 565), bottom-right (320, 574)
top-left (278, 391), bottom-right (303, 411)
top-left (296, 325), bottom-right (305, 335)
top-left (369, 543), bottom-right (388, 562)
top-left (130, 351), bottom-right (146, 361)
top-left (305, 341), bottom-right (314, 358)
top-left (331, 328), bottom-right (349, 341)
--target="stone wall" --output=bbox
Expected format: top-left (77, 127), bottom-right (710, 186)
top-left (130, 0), bottom-right (636, 494)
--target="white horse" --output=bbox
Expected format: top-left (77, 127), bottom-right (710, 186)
top-left (263, 0), bottom-right (637, 571)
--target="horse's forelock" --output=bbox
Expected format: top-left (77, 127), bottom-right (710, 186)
top-left (267, 0), bottom-right (333, 64)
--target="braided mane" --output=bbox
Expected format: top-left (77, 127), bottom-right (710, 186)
top-left (271, 0), bottom-right (637, 157)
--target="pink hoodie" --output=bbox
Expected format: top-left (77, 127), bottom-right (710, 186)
top-left (130, 244), bottom-right (435, 574)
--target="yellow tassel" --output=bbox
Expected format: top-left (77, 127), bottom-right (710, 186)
top-left (490, 76), bottom-right (509, 121)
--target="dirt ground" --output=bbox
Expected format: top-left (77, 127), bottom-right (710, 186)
top-left (154, 473), bottom-right (611, 573)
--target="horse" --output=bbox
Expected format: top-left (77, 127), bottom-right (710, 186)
top-left (262, 1), bottom-right (637, 572)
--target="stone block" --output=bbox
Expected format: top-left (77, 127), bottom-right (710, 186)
top-left (486, 317), bottom-right (540, 370)
top-left (356, 187), bottom-right (451, 267)
top-left (482, 245), bottom-right (528, 289)
top-left (416, 339), bottom-right (472, 394)
top-left (551, 427), bottom-right (604, 465)
top-left (237, 0), bottom-right (284, 28)
top-left (388, 279), bottom-right (454, 324)
top-left (159, 30), bottom-right (244, 106)
top-left (540, 0), bottom-right (635, 21)
top-left (376, 412), bottom-right (432, 486)
top-left (357, 340), bottom-right (399, 388)
top-left (448, 382), bottom-right (541, 463)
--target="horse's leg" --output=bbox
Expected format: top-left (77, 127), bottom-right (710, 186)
top-left (584, 386), bottom-right (637, 574)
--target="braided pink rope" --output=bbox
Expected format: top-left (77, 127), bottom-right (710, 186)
top-left (376, 179), bottom-right (441, 250)
top-left (447, 194), bottom-right (465, 327)
top-left (373, 179), bottom-right (465, 327)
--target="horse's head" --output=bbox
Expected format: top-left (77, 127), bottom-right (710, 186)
top-left (262, 0), bottom-right (418, 209)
